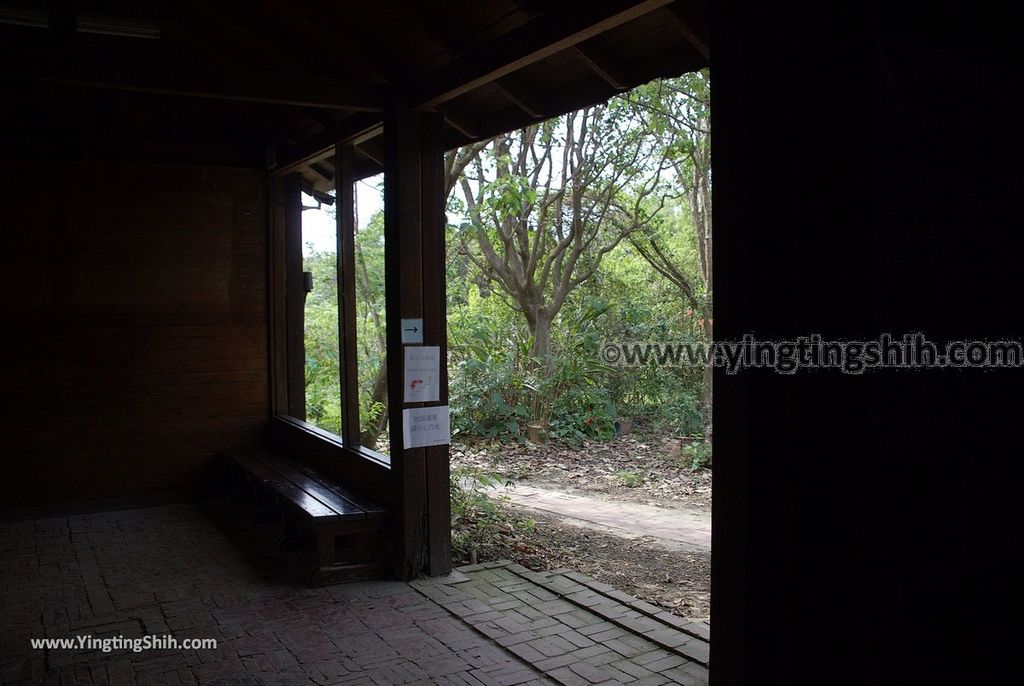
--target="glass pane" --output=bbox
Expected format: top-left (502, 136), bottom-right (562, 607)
top-left (301, 191), bottom-right (342, 436)
top-left (354, 174), bottom-right (388, 452)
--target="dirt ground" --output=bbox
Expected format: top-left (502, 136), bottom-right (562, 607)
top-left (521, 515), bottom-right (711, 620)
top-left (451, 430), bottom-right (712, 621)
top-left (452, 429), bottom-right (712, 510)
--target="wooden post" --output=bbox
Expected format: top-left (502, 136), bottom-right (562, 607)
top-left (383, 107), bottom-right (450, 579)
top-left (269, 176), bottom-right (288, 415)
top-left (282, 173), bottom-right (306, 420)
top-left (421, 113), bottom-right (452, 576)
top-left (335, 145), bottom-right (361, 445)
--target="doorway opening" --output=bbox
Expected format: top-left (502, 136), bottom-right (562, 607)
top-left (447, 70), bottom-right (713, 624)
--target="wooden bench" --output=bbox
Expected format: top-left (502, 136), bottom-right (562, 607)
top-left (222, 448), bottom-right (388, 586)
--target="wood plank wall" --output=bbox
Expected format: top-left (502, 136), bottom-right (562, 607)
top-left (0, 160), bottom-right (269, 512)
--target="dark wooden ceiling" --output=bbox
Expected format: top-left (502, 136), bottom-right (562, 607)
top-left (0, 0), bottom-right (709, 189)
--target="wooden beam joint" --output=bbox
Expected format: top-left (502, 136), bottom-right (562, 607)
top-left (665, 1), bottom-right (709, 60)
top-left (571, 44), bottom-right (629, 91)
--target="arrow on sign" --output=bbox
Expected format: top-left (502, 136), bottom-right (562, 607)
top-left (401, 318), bottom-right (424, 343)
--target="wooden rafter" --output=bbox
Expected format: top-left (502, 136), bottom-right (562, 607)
top-left (414, 0), bottom-right (674, 109)
top-left (384, 0), bottom-right (468, 56)
top-left (208, 0), bottom-right (393, 85)
top-left (491, 80), bottom-right (545, 119)
top-left (571, 44), bottom-right (629, 91)
top-left (383, 0), bottom-right (546, 122)
top-left (356, 138), bottom-right (385, 167)
top-left (441, 109), bottom-right (482, 140)
top-left (664, 2), bottom-right (709, 60)
top-left (309, 162), bottom-right (334, 183)
top-left (274, 113), bottom-right (384, 174)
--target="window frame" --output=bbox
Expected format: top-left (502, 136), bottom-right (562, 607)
top-left (269, 144), bottom-right (391, 470)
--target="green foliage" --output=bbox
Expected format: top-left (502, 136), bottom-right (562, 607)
top-left (446, 210), bottom-right (711, 442)
top-left (542, 298), bottom-right (619, 441)
top-left (352, 212), bottom-right (388, 442)
top-left (448, 292), bottom-right (530, 439)
top-left (683, 441), bottom-right (713, 471)
top-left (302, 208), bottom-right (390, 446)
top-left (450, 466), bottom-right (533, 563)
top-left (450, 355), bottom-right (528, 439)
top-left (448, 291), bottom-right (622, 442)
top-left (616, 471), bottom-right (644, 488)
top-left (303, 75), bottom-right (713, 453)
top-left (303, 249), bottom-right (342, 434)
top-left (661, 388), bottom-right (708, 437)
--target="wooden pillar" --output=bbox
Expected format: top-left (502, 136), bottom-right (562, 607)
top-left (269, 176), bottom-right (287, 415)
top-left (383, 107), bottom-right (451, 579)
top-left (421, 114), bottom-right (452, 577)
top-left (282, 173), bottom-right (306, 420)
top-left (335, 145), bottom-right (361, 445)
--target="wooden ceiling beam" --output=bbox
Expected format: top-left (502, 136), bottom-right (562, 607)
top-left (274, 113), bottom-right (384, 174)
top-left (356, 138), bottom-right (385, 167)
top-left (212, 0), bottom-right (392, 85)
top-left (570, 45), bottom-right (630, 91)
top-left (13, 66), bottom-right (386, 111)
top-left (664, 2), bottom-right (709, 60)
top-left (309, 162), bottom-right (335, 183)
top-left (384, 0), bottom-right (468, 56)
top-left (384, 0), bottom-right (547, 123)
top-left (437, 38), bottom-right (703, 152)
top-left (414, 0), bottom-right (674, 109)
top-left (440, 109), bottom-right (483, 140)
top-left (491, 80), bottom-right (545, 120)
top-left (0, 130), bottom-right (264, 168)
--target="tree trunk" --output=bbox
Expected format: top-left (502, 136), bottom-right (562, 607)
top-left (360, 360), bottom-right (388, 449)
top-left (528, 311), bottom-right (555, 370)
top-left (525, 310), bottom-right (556, 422)
top-left (530, 315), bottom-right (553, 360)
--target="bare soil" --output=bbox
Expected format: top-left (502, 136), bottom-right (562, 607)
top-left (525, 515), bottom-right (711, 620)
top-left (452, 429), bottom-right (712, 510)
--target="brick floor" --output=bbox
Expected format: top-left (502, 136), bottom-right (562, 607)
top-left (413, 564), bottom-right (709, 686)
top-left (0, 502), bottom-right (708, 685)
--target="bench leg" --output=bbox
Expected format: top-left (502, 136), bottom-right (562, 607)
top-left (318, 531), bottom-right (337, 567)
top-left (250, 486), bottom-right (284, 524)
top-left (309, 528), bottom-right (379, 587)
top-left (275, 511), bottom-right (314, 552)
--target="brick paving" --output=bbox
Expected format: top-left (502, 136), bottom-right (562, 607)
top-left (0, 503), bottom-right (708, 685)
top-left (413, 565), bottom-right (708, 686)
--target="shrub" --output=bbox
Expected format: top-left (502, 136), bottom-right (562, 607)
top-left (450, 466), bottom-right (534, 564)
top-left (683, 441), bottom-right (712, 470)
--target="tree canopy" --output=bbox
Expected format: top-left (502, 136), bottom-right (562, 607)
top-left (303, 71), bottom-right (712, 447)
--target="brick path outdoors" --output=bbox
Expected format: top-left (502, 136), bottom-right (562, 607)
top-left (0, 503), bottom-right (708, 685)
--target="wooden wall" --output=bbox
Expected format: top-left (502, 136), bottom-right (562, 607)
top-left (0, 160), bottom-right (269, 513)
top-left (712, 1), bottom-right (1024, 683)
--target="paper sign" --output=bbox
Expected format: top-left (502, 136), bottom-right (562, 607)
top-left (404, 346), bottom-right (440, 402)
top-left (402, 405), bottom-right (450, 449)
top-left (401, 318), bottom-right (424, 344)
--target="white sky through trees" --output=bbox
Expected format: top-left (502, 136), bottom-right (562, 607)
top-left (301, 175), bottom-right (384, 257)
